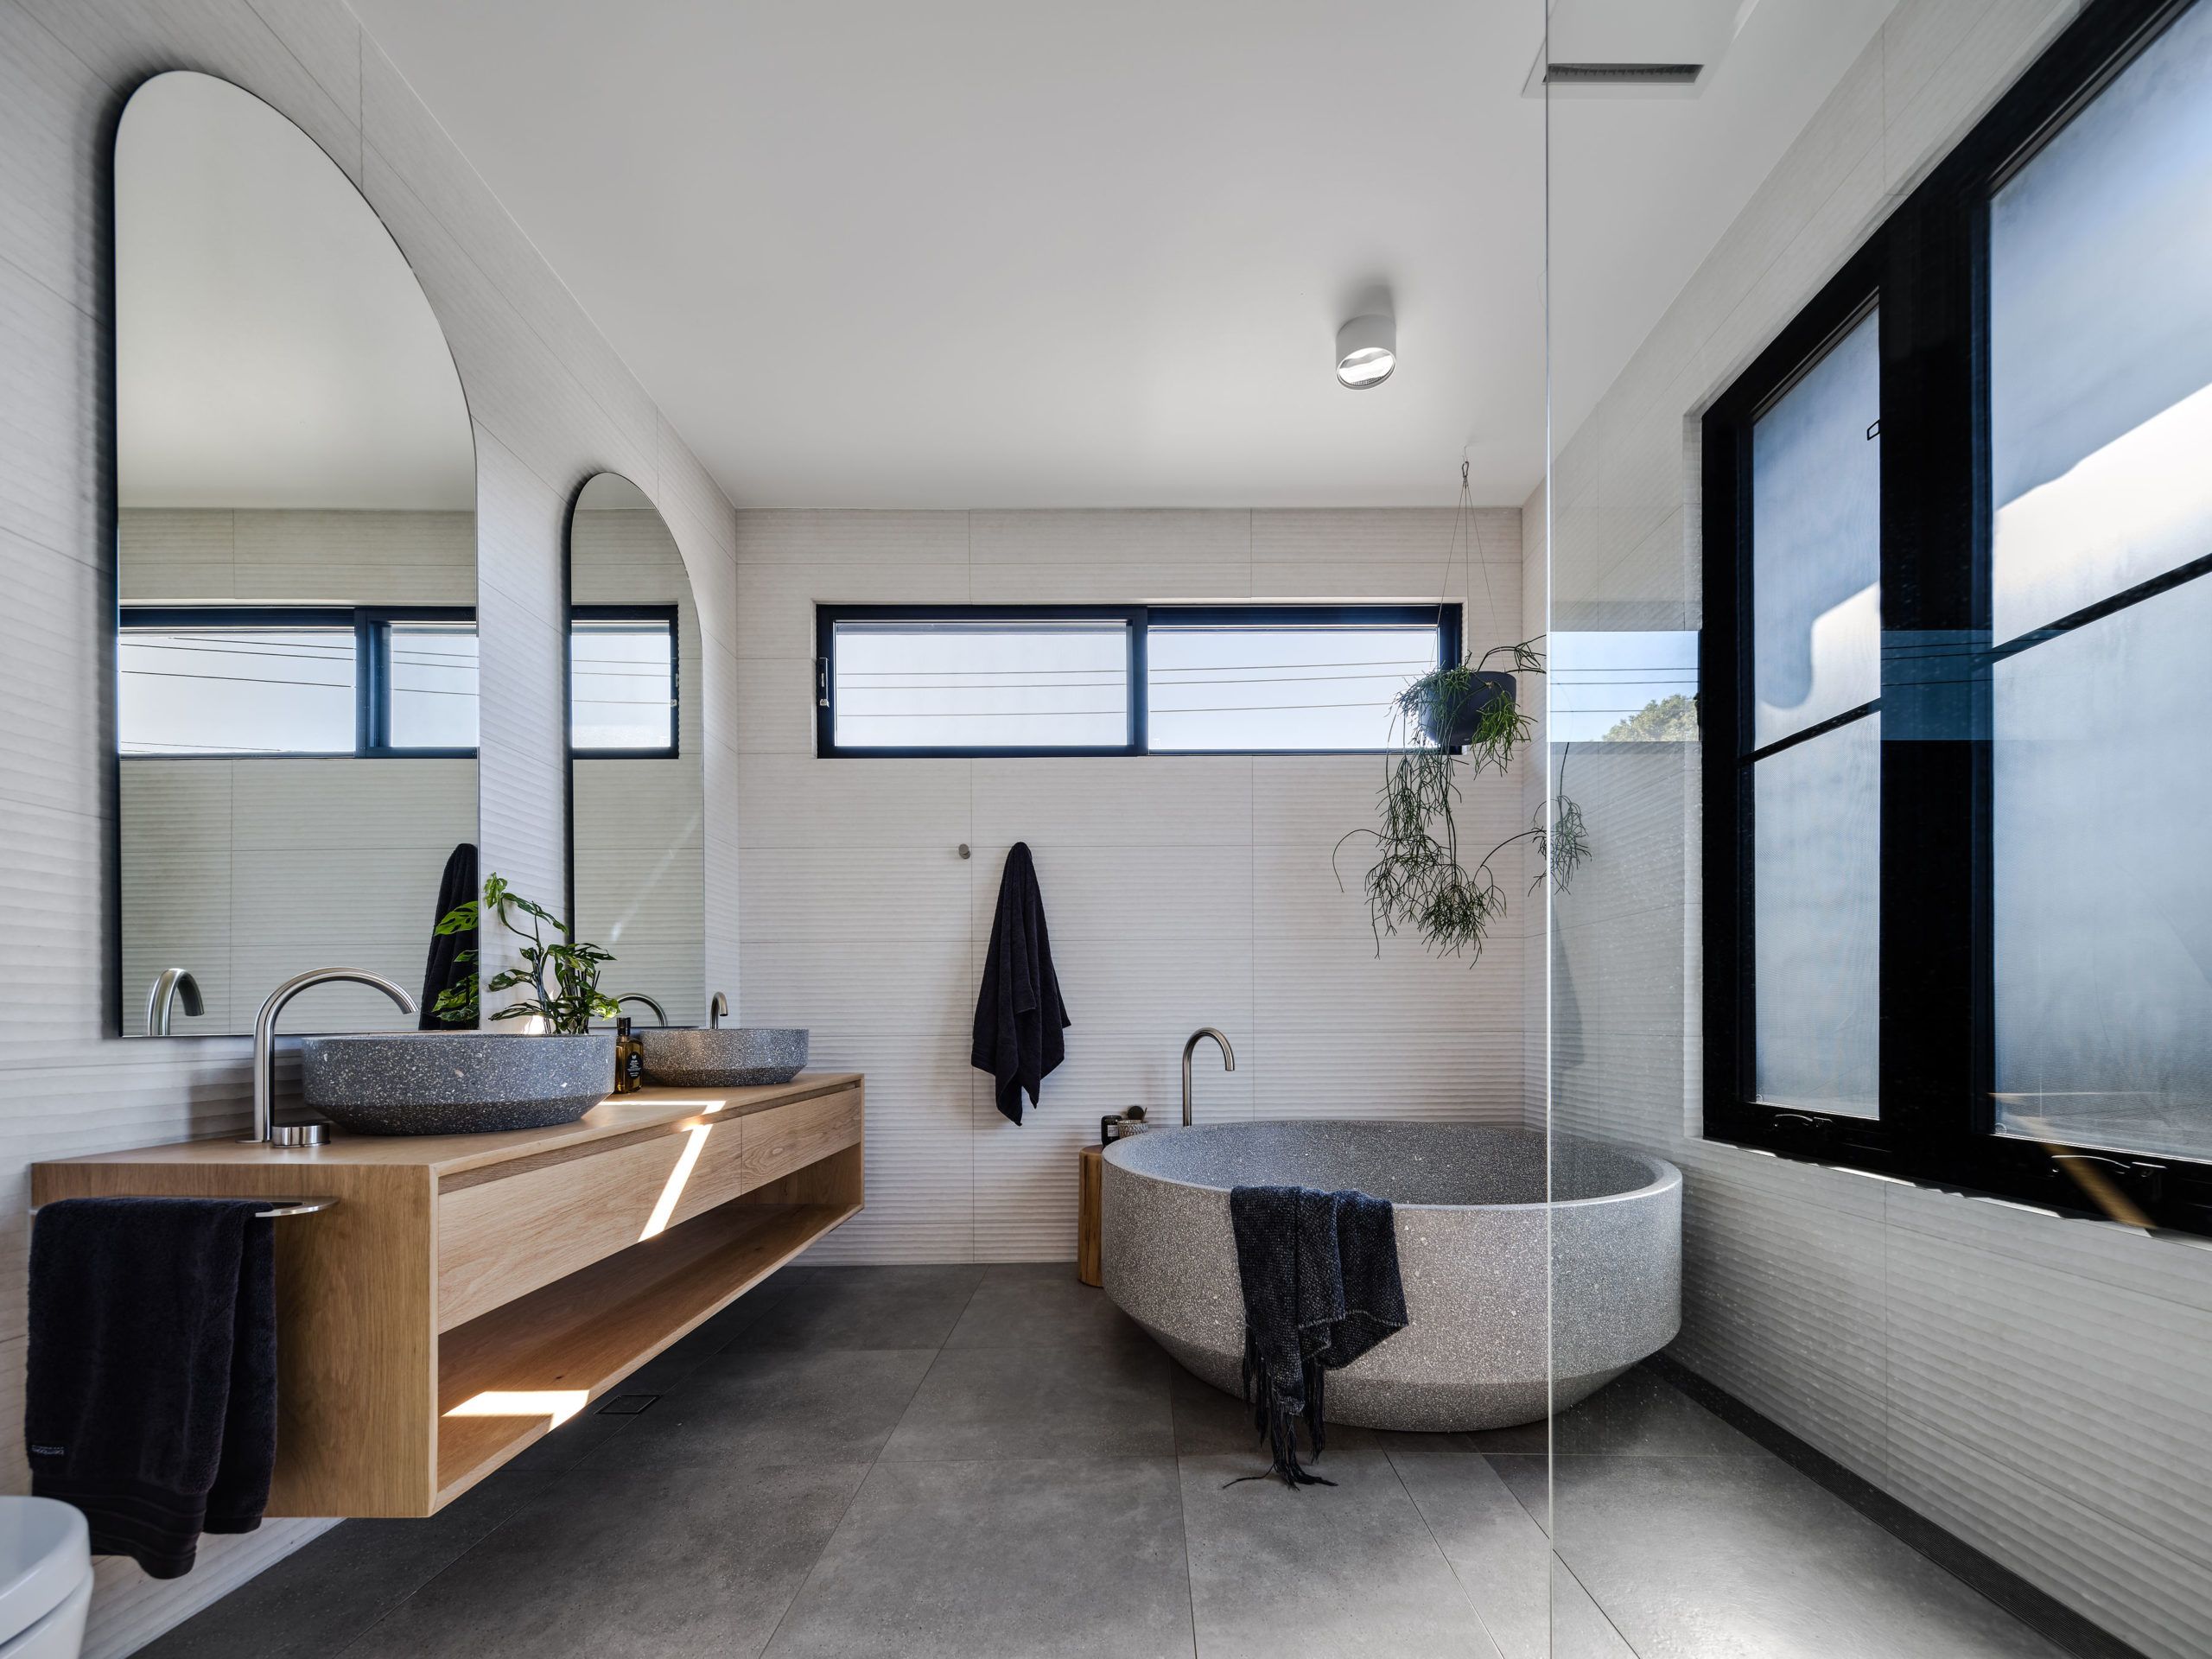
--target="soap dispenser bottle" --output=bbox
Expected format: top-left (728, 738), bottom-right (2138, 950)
top-left (613, 1016), bottom-right (640, 1095)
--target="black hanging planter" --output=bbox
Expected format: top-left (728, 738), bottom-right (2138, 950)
top-left (1418, 670), bottom-right (1515, 749)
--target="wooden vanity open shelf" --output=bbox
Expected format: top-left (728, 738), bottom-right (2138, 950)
top-left (30, 1074), bottom-right (863, 1517)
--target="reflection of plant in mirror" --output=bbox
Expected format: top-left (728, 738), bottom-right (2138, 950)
top-left (430, 874), bottom-right (620, 1033)
top-left (1335, 639), bottom-right (1588, 962)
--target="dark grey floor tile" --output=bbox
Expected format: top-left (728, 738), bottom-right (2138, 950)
top-left (601, 1346), bottom-right (937, 1471)
top-left (944, 1263), bottom-right (1158, 1351)
top-left (1508, 1454), bottom-right (2074, 1659)
top-left (1388, 1451), bottom-right (1633, 1659)
top-left (139, 1471), bottom-right (555, 1659)
top-left (340, 1457), bottom-right (870, 1659)
top-left (1461, 1366), bottom-right (1762, 1457)
top-left (880, 1340), bottom-right (1173, 1461)
top-left (734, 1265), bottom-right (985, 1351)
top-left (763, 1457), bottom-right (1193, 1659)
top-left (1179, 1450), bottom-right (1499, 1659)
top-left (1170, 1360), bottom-right (1378, 1462)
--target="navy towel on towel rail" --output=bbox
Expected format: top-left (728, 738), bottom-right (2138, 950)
top-left (25, 1197), bottom-right (278, 1579)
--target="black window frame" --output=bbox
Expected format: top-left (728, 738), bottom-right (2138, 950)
top-left (568, 603), bottom-right (682, 760)
top-left (118, 604), bottom-right (480, 760)
top-left (812, 602), bottom-right (1464, 759)
top-left (1701, 0), bottom-right (2212, 1235)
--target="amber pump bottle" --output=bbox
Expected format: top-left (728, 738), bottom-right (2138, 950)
top-left (613, 1016), bottom-right (640, 1095)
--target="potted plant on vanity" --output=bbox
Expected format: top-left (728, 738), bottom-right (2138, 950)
top-left (296, 875), bottom-right (627, 1135)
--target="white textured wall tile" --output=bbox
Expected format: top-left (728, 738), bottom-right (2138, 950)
top-left (1542, 3), bottom-right (2196, 1650)
top-left (0, 4), bottom-right (739, 1647)
top-left (735, 560), bottom-right (969, 659)
top-left (736, 508), bottom-right (968, 566)
top-left (969, 507), bottom-right (1249, 565)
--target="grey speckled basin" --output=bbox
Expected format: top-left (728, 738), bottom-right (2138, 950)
top-left (1103, 1121), bottom-right (1681, 1432)
top-left (299, 1032), bottom-right (615, 1135)
top-left (637, 1026), bottom-right (808, 1087)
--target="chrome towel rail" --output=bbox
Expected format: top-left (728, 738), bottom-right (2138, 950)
top-left (31, 1196), bottom-right (339, 1221)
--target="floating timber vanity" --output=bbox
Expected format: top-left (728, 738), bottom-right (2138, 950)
top-left (29, 1073), bottom-right (862, 1518)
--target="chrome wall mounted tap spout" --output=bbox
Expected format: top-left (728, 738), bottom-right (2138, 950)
top-left (143, 967), bottom-right (203, 1037)
top-left (1181, 1027), bottom-right (1236, 1127)
top-left (709, 991), bottom-right (729, 1029)
top-left (249, 968), bottom-right (416, 1146)
top-left (617, 993), bottom-right (668, 1027)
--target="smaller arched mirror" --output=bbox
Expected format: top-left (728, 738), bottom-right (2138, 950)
top-left (567, 474), bottom-right (705, 1026)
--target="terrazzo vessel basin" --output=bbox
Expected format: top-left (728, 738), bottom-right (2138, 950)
top-left (298, 1032), bottom-right (616, 1135)
top-left (1103, 1121), bottom-right (1681, 1431)
top-left (637, 1026), bottom-right (809, 1087)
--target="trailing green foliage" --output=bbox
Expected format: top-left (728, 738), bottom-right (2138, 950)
top-left (1335, 639), bottom-right (1587, 962)
top-left (429, 873), bottom-right (620, 1033)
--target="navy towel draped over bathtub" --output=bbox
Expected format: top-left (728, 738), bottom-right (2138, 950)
top-left (1228, 1185), bottom-right (1408, 1487)
top-left (972, 842), bottom-right (1070, 1125)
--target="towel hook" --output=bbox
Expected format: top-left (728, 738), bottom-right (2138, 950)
top-left (957, 843), bottom-right (971, 860)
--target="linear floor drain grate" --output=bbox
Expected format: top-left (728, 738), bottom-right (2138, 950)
top-left (595, 1393), bottom-right (660, 1415)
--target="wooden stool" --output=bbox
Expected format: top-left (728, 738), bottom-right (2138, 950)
top-left (1077, 1144), bottom-right (1104, 1286)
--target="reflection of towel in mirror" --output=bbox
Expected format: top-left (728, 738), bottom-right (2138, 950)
top-left (970, 842), bottom-right (1070, 1124)
top-left (419, 841), bottom-right (478, 1028)
top-left (26, 1198), bottom-right (276, 1579)
top-left (1228, 1185), bottom-right (1408, 1487)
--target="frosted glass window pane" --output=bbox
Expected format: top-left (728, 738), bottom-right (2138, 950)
top-left (1994, 579), bottom-right (2212, 1160)
top-left (1754, 716), bottom-right (1879, 1117)
top-left (1751, 311), bottom-right (1880, 751)
top-left (833, 619), bottom-right (1127, 749)
top-left (119, 626), bottom-right (354, 754)
top-left (1147, 624), bottom-right (1440, 752)
top-left (389, 623), bottom-right (478, 749)
top-left (1990, 1), bottom-right (2212, 644)
top-left (571, 620), bottom-right (675, 750)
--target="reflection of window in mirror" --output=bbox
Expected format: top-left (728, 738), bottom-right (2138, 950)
top-left (113, 72), bottom-right (478, 1038)
top-left (566, 474), bottom-right (705, 1029)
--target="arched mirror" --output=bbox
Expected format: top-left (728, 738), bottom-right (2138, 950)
top-left (566, 474), bottom-right (705, 1026)
top-left (114, 72), bottom-right (478, 1038)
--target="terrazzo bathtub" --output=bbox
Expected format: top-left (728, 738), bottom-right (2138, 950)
top-left (1101, 1121), bottom-right (1681, 1431)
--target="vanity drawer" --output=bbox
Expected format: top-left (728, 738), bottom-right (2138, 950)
top-left (436, 1116), bottom-right (747, 1330)
top-left (741, 1086), bottom-right (863, 1192)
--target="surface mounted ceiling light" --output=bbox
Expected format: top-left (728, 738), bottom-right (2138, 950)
top-left (1336, 315), bottom-right (1395, 390)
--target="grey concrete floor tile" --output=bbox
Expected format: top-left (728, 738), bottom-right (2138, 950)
top-left (1510, 1454), bottom-right (2075, 1659)
top-left (945, 1262), bottom-right (1160, 1351)
top-left (339, 1458), bottom-right (869, 1659)
top-left (1461, 1366), bottom-right (1762, 1458)
top-left (138, 1471), bottom-right (556, 1659)
top-left (734, 1264), bottom-right (985, 1351)
top-left (600, 1345), bottom-right (937, 1471)
top-left (1179, 1450), bottom-right (1501, 1659)
top-left (1389, 1451), bottom-right (1634, 1659)
top-left (881, 1339), bottom-right (1174, 1461)
top-left (1170, 1360), bottom-right (1379, 1462)
top-left (763, 1457), bottom-right (1194, 1659)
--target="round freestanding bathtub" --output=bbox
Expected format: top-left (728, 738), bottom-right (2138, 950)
top-left (1101, 1121), bottom-right (1681, 1431)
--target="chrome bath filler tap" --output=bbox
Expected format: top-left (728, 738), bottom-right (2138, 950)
top-left (1181, 1027), bottom-right (1236, 1126)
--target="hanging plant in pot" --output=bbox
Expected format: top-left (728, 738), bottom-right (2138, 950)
top-left (1335, 638), bottom-right (1587, 961)
top-left (1331, 462), bottom-right (1587, 962)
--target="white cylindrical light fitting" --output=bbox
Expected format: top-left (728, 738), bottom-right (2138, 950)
top-left (1335, 314), bottom-right (1395, 390)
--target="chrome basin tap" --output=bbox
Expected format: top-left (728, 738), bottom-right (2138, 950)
top-left (709, 991), bottom-right (729, 1029)
top-left (617, 993), bottom-right (668, 1027)
top-left (250, 968), bottom-right (416, 1147)
top-left (1181, 1027), bottom-right (1236, 1126)
top-left (143, 967), bottom-right (203, 1037)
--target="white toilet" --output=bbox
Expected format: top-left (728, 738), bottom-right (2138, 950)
top-left (0, 1500), bottom-right (90, 1658)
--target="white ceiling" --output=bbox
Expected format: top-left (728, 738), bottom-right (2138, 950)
top-left (117, 72), bottom-right (476, 511)
top-left (349, 0), bottom-right (1891, 509)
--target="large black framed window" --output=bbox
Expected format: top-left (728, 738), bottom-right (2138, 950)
top-left (1703, 0), bottom-right (2212, 1235)
top-left (118, 606), bottom-right (479, 758)
top-left (815, 603), bottom-right (1462, 758)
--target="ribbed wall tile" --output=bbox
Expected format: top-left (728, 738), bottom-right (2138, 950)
top-left (734, 560), bottom-right (969, 660)
top-left (735, 508), bottom-right (969, 566)
top-left (969, 507), bottom-right (1249, 565)
top-left (0, 4), bottom-right (737, 1645)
